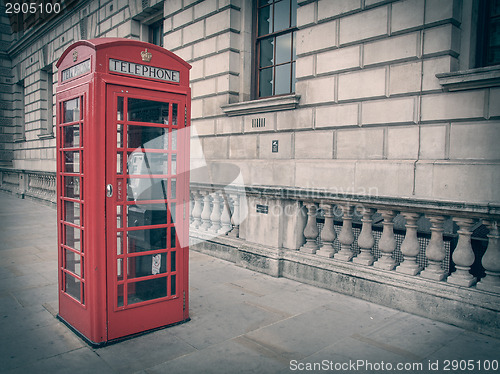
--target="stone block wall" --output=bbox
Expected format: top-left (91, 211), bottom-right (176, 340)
top-left (161, 0), bottom-right (499, 204)
top-left (1, 0), bottom-right (498, 205)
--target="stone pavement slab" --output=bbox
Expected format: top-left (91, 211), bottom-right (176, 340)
top-left (0, 192), bottom-right (499, 374)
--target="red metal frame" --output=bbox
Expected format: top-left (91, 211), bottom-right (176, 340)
top-left (56, 39), bottom-right (191, 345)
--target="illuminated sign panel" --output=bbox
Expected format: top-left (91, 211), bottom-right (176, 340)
top-left (109, 59), bottom-right (180, 83)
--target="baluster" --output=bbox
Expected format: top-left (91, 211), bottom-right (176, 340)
top-left (191, 191), bottom-right (203, 229)
top-left (396, 212), bottom-right (422, 276)
top-left (476, 220), bottom-right (500, 293)
top-left (200, 191), bottom-right (212, 231)
top-left (448, 218), bottom-right (477, 287)
top-left (317, 204), bottom-right (336, 258)
top-left (353, 207), bottom-right (376, 266)
top-left (300, 202), bottom-right (319, 254)
top-left (373, 210), bottom-right (397, 270)
top-left (219, 194), bottom-right (232, 235)
top-left (209, 192), bottom-right (222, 233)
top-left (228, 193), bottom-right (240, 238)
top-left (189, 194), bottom-right (194, 224)
top-left (334, 204), bottom-right (355, 261)
top-left (420, 215), bottom-right (447, 281)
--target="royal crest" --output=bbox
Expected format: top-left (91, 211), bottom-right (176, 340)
top-left (140, 48), bottom-right (152, 62)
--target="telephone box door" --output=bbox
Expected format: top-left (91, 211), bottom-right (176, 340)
top-left (105, 84), bottom-right (189, 340)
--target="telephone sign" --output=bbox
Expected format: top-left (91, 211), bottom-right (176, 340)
top-left (55, 38), bottom-right (191, 346)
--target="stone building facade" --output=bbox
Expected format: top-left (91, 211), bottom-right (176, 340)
top-left (0, 0), bottom-right (499, 335)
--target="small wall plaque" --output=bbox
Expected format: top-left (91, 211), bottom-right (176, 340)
top-left (256, 204), bottom-right (269, 214)
top-left (272, 140), bottom-right (278, 153)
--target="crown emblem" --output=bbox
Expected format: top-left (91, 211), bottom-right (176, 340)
top-left (72, 50), bottom-right (78, 62)
top-left (141, 48), bottom-right (152, 62)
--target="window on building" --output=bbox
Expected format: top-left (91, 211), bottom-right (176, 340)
top-left (476, 0), bottom-right (500, 67)
top-left (148, 19), bottom-right (164, 47)
top-left (13, 80), bottom-right (25, 141)
top-left (255, 0), bottom-right (298, 98)
top-left (39, 65), bottom-right (54, 138)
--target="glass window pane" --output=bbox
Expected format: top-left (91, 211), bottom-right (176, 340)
top-left (292, 61), bottom-right (296, 93)
top-left (127, 277), bottom-right (167, 305)
top-left (259, 37), bottom-right (274, 68)
top-left (171, 154), bottom-right (177, 175)
top-left (275, 63), bottom-right (292, 95)
top-left (171, 129), bottom-right (177, 150)
top-left (170, 274), bottom-right (176, 296)
top-left (128, 125), bottom-right (169, 150)
top-left (127, 228), bottom-right (166, 252)
top-left (127, 253), bottom-right (167, 279)
top-left (276, 33), bottom-right (292, 64)
top-left (489, 18), bottom-right (500, 47)
top-left (64, 225), bottom-right (81, 251)
top-left (171, 251), bottom-right (176, 272)
top-left (170, 227), bottom-right (176, 249)
top-left (117, 152), bottom-right (123, 174)
top-left (63, 98), bottom-right (80, 123)
top-left (292, 31), bottom-right (297, 60)
top-left (259, 67), bottom-right (273, 97)
top-left (117, 284), bottom-right (124, 307)
top-left (63, 124), bottom-right (80, 148)
top-left (127, 152), bottom-right (168, 175)
top-left (291, 0), bottom-right (297, 27)
top-left (65, 249), bottom-right (82, 277)
top-left (274, 0), bottom-right (291, 31)
top-left (117, 97), bottom-right (124, 121)
top-left (127, 178), bottom-right (168, 201)
top-left (64, 151), bottom-right (80, 173)
top-left (117, 232), bottom-right (123, 255)
top-left (258, 5), bottom-right (273, 36)
top-left (65, 273), bottom-right (82, 302)
top-left (64, 201), bottom-right (81, 225)
top-left (117, 205), bottom-right (123, 228)
top-left (64, 176), bottom-right (81, 199)
top-left (117, 124), bottom-right (123, 148)
top-left (127, 204), bottom-right (169, 227)
top-left (128, 98), bottom-right (169, 124)
top-left (169, 202), bottom-right (176, 224)
top-left (172, 103), bottom-right (178, 126)
top-left (171, 178), bottom-right (176, 199)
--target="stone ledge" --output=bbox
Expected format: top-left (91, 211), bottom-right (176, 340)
top-left (190, 182), bottom-right (500, 218)
top-left (220, 94), bottom-right (301, 116)
top-left (436, 65), bottom-right (500, 91)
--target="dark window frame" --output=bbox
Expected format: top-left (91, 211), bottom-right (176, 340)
top-left (253, 0), bottom-right (298, 99)
top-left (476, 0), bottom-right (500, 67)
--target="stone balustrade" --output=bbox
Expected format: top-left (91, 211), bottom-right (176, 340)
top-left (189, 183), bottom-right (500, 295)
top-left (0, 168), bottom-right (56, 204)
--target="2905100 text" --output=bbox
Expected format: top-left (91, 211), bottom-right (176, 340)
top-left (442, 359), bottom-right (498, 371)
top-left (5, 2), bottom-right (61, 15)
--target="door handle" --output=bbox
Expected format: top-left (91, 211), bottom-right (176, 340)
top-left (106, 184), bottom-right (113, 197)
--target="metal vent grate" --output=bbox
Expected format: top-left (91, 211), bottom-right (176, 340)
top-left (251, 118), bottom-right (265, 128)
top-left (79, 17), bottom-right (87, 40)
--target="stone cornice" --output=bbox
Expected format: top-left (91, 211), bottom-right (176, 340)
top-left (436, 65), bottom-right (500, 91)
top-left (220, 94), bottom-right (301, 117)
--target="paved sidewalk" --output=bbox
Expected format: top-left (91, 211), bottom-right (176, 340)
top-left (0, 191), bottom-right (499, 374)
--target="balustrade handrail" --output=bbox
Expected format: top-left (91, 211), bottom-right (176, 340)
top-left (189, 182), bottom-right (500, 219)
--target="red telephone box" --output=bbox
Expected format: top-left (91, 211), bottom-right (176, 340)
top-left (55, 38), bottom-right (191, 345)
